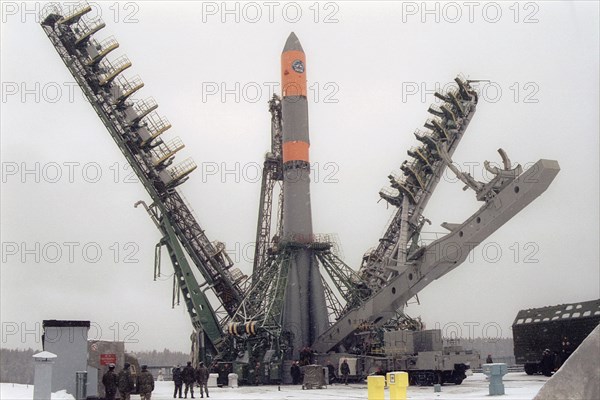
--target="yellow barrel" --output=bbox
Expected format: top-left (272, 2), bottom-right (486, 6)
top-left (367, 375), bottom-right (385, 400)
top-left (388, 371), bottom-right (409, 400)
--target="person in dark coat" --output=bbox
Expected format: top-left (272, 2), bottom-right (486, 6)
top-left (290, 361), bottom-right (301, 385)
top-left (136, 365), bottom-right (155, 400)
top-left (486, 354), bottom-right (494, 363)
top-left (340, 359), bottom-right (350, 385)
top-left (182, 361), bottom-right (196, 398)
top-left (561, 336), bottom-right (573, 365)
top-left (326, 360), bottom-right (336, 384)
top-left (102, 363), bottom-right (118, 400)
top-left (540, 349), bottom-right (555, 376)
top-left (172, 364), bottom-right (183, 398)
top-left (195, 362), bottom-right (209, 398)
top-left (299, 347), bottom-right (312, 366)
top-left (117, 363), bottom-right (135, 400)
top-left (254, 362), bottom-right (262, 385)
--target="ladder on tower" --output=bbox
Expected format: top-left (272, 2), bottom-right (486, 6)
top-left (252, 95), bottom-right (284, 276)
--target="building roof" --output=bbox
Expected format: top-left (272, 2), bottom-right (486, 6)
top-left (513, 299), bottom-right (600, 326)
top-left (43, 320), bottom-right (91, 327)
top-left (33, 351), bottom-right (57, 359)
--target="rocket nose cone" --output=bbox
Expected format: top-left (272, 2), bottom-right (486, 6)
top-left (283, 32), bottom-right (304, 53)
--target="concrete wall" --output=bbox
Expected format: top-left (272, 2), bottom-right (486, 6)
top-left (87, 365), bottom-right (98, 397)
top-left (43, 321), bottom-right (90, 397)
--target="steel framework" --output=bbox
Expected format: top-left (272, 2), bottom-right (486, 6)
top-left (40, 2), bottom-right (559, 374)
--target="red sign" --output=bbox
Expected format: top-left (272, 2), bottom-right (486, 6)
top-left (100, 354), bottom-right (117, 365)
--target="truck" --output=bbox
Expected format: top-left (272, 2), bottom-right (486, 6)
top-left (382, 329), bottom-right (479, 385)
top-left (512, 299), bottom-right (600, 376)
top-left (314, 329), bottom-right (480, 386)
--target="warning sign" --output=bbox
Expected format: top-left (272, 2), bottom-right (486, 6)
top-left (100, 354), bottom-right (117, 365)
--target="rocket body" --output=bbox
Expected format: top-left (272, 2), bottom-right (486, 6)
top-left (281, 33), bottom-right (311, 241)
top-left (280, 33), bottom-right (328, 356)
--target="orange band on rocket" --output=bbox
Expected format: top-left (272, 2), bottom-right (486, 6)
top-left (281, 50), bottom-right (306, 97)
top-left (282, 141), bottom-right (309, 163)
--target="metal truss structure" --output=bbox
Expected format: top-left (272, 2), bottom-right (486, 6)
top-left (40, 1), bottom-right (559, 376)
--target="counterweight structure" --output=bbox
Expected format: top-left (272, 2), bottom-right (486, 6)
top-left (40, 2), bottom-right (560, 380)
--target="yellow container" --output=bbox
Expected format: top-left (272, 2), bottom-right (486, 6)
top-left (388, 371), bottom-right (409, 400)
top-left (367, 375), bottom-right (385, 400)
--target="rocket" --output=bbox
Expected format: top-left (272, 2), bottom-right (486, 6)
top-left (281, 32), bottom-right (329, 356)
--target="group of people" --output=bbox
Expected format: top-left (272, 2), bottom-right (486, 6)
top-left (103, 357), bottom-right (356, 397)
top-left (539, 337), bottom-right (573, 377)
top-left (102, 363), bottom-right (155, 400)
top-left (172, 361), bottom-right (210, 399)
top-left (325, 359), bottom-right (350, 384)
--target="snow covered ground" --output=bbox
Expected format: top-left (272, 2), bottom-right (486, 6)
top-left (2, 373), bottom-right (546, 400)
top-left (0, 383), bottom-right (74, 399)
top-left (145, 373), bottom-right (547, 399)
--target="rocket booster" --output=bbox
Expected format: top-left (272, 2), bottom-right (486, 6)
top-left (281, 32), bottom-right (328, 355)
top-left (281, 32), bottom-right (312, 240)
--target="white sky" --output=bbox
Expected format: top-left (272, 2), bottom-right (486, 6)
top-left (1, 1), bottom-right (598, 352)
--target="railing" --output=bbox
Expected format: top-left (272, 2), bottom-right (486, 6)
top-left (99, 55), bottom-right (131, 85)
top-left (408, 146), bottom-right (422, 155)
top-left (143, 112), bottom-right (171, 138)
top-left (445, 87), bottom-right (459, 98)
top-left (58, 1), bottom-right (91, 25)
top-left (152, 137), bottom-right (185, 166)
top-left (423, 119), bottom-right (447, 139)
top-left (86, 36), bottom-right (119, 63)
top-left (428, 103), bottom-right (444, 115)
top-left (168, 158), bottom-right (197, 180)
top-left (312, 233), bottom-right (344, 258)
top-left (404, 158), bottom-right (424, 173)
top-left (415, 127), bottom-right (437, 141)
top-left (40, 3), bottom-right (63, 22)
top-left (379, 187), bottom-right (399, 198)
top-left (73, 18), bottom-right (106, 44)
top-left (133, 97), bottom-right (158, 116)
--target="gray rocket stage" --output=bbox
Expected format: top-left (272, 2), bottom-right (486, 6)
top-left (280, 32), bottom-right (329, 357)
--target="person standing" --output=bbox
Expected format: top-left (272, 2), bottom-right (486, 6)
top-left (561, 336), bottom-right (573, 365)
top-left (102, 363), bottom-right (118, 400)
top-left (340, 359), bottom-right (350, 385)
top-left (172, 365), bottom-right (183, 399)
top-left (540, 349), bottom-right (555, 376)
top-left (136, 365), bottom-right (155, 400)
top-left (254, 362), bottom-right (262, 385)
top-left (486, 354), bottom-right (494, 364)
top-left (326, 360), bottom-right (336, 384)
top-left (290, 361), bottom-right (301, 385)
top-left (182, 361), bottom-right (196, 399)
top-left (117, 363), bottom-right (135, 400)
top-left (196, 362), bottom-right (209, 398)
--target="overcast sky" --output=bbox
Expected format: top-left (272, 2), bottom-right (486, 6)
top-left (1, 1), bottom-right (598, 353)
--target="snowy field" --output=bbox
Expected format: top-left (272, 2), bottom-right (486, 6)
top-left (2, 373), bottom-right (547, 400)
top-left (0, 383), bottom-right (73, 399)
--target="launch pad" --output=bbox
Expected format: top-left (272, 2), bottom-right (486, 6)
top-left (40, 1), bottom-right (560, 385)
